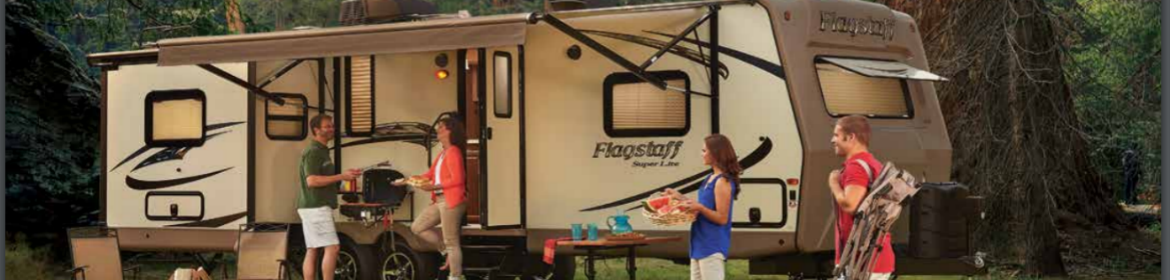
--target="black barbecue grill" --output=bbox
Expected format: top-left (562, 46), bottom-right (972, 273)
top-left (340, 168), bottom-right (410, 226)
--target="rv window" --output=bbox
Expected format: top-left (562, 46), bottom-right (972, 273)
top-left (145, 89), bottom-right (206, 147)
top-left (603, 71), bottom-right (691, 137)
top-left (493, 52), bottom-right (512, 118)
top-left (266, 93), bottom-right (308, 140)
top-left (815, 59), bottom-right (913, 118)
top-left (346, 56), bottom-right (375, 136)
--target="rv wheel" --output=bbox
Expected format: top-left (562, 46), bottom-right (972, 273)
top-left (381, 240), bottom-right (439, 280)
top-left (337, 238), bottom-right (379, 280)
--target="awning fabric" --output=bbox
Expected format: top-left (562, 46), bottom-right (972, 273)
top-left (821, 57), bottom-right (948, 81)
top-left (157, 13), bottom-right (532, 66)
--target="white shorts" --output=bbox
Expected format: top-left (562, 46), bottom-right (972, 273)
top-left (298, 206), bottom-right (339, 248)
top-left (690, 253), bottom-right (725, 280)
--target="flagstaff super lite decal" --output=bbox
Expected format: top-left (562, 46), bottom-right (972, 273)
top-left (592, 141), bottom-right (684, 168)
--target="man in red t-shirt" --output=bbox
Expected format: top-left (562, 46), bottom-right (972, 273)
top-left (827, 115), bottom-right (895, 279)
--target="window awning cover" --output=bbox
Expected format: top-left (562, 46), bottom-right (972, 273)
top-left (821, 57), bottom-right (948, 81)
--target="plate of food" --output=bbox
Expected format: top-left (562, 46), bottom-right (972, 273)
top-left (394, 176), bottom-right (431, 188)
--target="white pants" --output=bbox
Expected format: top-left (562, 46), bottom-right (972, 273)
top-left (689, 253), bottom-right (725, 280)
top-left (297, 206), bottom-right (339, 248)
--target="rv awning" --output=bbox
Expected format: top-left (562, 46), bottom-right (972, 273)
top-left (820, 57), bottom-right (948, 81)
top-left (157, 13), bottom-right (532, 66)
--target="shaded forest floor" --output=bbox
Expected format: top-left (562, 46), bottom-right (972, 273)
top-left (1055, 206), bottom-right (1161, 278)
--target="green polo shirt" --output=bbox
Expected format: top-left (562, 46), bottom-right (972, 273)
top-left (298, 141), bottom-right (338, 209)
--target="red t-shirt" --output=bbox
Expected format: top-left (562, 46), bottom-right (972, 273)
top-left (834, 152), bottom-right (895, 273)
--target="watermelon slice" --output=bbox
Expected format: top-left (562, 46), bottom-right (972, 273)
top-left (646, 196), bottom-right (672, 209)
top-left (644, 196), bottom-right (680, 215)
top-left (642, 201), bottom-right (656, 212)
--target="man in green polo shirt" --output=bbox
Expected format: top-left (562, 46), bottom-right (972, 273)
top-left (298, 114), bottom-right (360, 280)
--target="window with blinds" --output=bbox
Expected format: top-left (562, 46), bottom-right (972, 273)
top-left (346, 56), bottom-right (375, 136)
top-left (815, 59), bottom-right (913, 118)
top-left (266, 93), bottom-right (308, 140)
top-left (603, 71), bottom-right (691, 137)
top-left (145, 89), bottom-right (206, 147)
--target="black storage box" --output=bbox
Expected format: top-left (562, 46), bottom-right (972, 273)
top-left (909, 182), bottom-right (981, 259)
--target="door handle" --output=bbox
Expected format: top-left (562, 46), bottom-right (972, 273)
top-left (484, 127), bottom-right (493, 140)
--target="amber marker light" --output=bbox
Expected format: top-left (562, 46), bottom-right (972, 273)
top-left (435, 70), bottom-right (450, 80)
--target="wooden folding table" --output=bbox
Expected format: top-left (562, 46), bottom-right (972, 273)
top-left (557, 236), bottom-right (682, 280)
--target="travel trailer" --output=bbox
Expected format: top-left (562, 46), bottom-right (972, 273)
top-left (86, 0), bottom-right (983, 278)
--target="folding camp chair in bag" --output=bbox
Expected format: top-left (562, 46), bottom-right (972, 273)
top-left (834, 162), bottom-right (920, 280)
top-left (235, 223), bottom-right (294, 280)
top-left (67, 227), bottom-right (140, 280)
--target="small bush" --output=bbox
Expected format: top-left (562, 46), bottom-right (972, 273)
top-left (5, 233), bottom-right (57, 280)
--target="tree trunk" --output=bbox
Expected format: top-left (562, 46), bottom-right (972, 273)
top-left (880, 0), bottom-right (1128, 276)
top-left (225, 0), bottom-right (246, 34)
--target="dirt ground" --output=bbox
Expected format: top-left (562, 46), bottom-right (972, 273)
top-left (1056, 205), bottom-right (1161, 278)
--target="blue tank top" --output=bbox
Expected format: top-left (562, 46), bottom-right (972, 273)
top-left (690, 173), bottom-right (736, 259)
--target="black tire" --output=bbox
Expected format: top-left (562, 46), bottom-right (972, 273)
top-left (337, 237), bottom-right (380, 280)
top-left (381, 240), bottom-right (440, 280)
top-left (283, 226), bottom-right (374, 278)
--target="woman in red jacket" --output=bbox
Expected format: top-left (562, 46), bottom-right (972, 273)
top-left (401, 117), bottom-right (467, 280)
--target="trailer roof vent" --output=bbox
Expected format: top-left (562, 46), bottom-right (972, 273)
top-left (340, 0), bottom-right (439, 26)
top-left (547, 0), bottom-right (587, 11)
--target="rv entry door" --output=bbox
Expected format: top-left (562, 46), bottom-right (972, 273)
top-left (480, 47), bottom-right (523, 229)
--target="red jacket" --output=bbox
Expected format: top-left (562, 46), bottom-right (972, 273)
top-left (422, 147), bottom-right (466, 209)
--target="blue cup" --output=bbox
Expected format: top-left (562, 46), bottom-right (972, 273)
top-left (571, 223), bottom-right (583, 240)
top-left (587, 223), bottom-right (599, 241)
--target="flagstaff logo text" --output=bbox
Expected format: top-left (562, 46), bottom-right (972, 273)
top-left (819, 11), bottom-right (896, 41)
top-left (593, 141), bottom-right (684, 168)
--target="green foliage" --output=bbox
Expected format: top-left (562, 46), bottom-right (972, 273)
top-left (1054, 0), bottom-right (1161, 204)
top-left (15, 0), bottom-right (230, 75)
top-left (5, 234), bottom-right (58, 280)
top-left (5, 0), bottom-right (230, 251)
top-left (6, 1), bottom-right (103, 242)
top-left (239, 0), bottom-right (339, 31)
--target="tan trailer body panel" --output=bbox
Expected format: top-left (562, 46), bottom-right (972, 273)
top-left (758, 0), bottom-right (952, 253)
top-left (105, 63), bottom-right (249, 229)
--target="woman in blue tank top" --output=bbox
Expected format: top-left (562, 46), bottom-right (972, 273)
top-left (663, 134), bottom-right (741, 280)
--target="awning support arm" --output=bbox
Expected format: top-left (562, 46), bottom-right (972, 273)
top-left (668, 85), bottom-right (712, 98)
top-left (638, 8), bottom-right (713, 72)
top-left (198, 64), bottom-right (286, 106)
top-left (256, 59), bottom-right (305, 89)
top-left (540, 14), bottom-right (668, 90)
top-left (198, 63), bottom-right (334, 113)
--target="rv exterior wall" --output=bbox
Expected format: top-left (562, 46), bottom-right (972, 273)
top-left (105, 63), bottom-right (249, 229)
top-left (253, 59), bottom-right (332, 224)
top-left (338, 51), bottom-right (459, 222)
top-left (523, 3), bottom-right (801, 258)
top-left (760, 0), bottom-right (953, 254)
